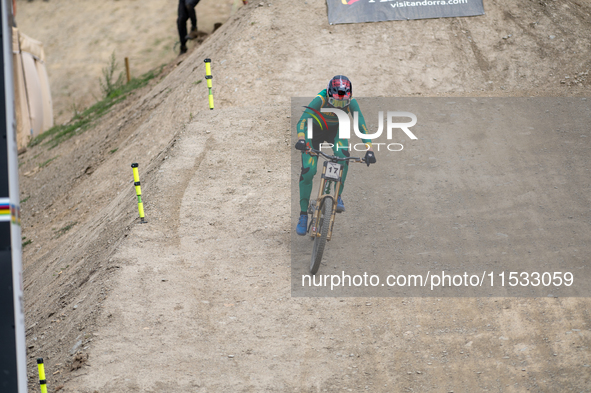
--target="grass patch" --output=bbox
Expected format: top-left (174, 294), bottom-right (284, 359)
top-left (20, 196), bottom-right (30, 204)
top-left (109, 148), bottom-right (118, 154)
top-left (22, 239), bottom-right (32, 248)
top-left (193, 79), bottom-right (202, 85)
top-left (31, 64), bottom-right (164, 149)
top-left (39, 155), bottom-right (59, 168)
top-left (55, 221), bottom-right (78, 238)
top-left (100, 52), bottom-right (125, 98)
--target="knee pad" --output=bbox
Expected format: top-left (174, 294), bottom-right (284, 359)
top-left (299, 165), bottom-right (316, 183)
top-left (299, 166), bottom-right (310, 182)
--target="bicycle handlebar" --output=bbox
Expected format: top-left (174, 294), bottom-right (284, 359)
top-left (306, 148), bottom-right (366, 163)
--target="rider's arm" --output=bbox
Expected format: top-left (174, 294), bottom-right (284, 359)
top-left (296, 94), bottom-right (325, 143)
top-left (348, 99), bottom-right (373, 151)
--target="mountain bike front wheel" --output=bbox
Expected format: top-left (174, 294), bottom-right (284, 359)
top-left (310, 198), bottom-right (333, 275)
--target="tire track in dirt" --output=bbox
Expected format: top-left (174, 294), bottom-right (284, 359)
top-left (156, 134), bottom-right (214, 246)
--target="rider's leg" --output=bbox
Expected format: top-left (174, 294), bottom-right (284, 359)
top-left (299, 152), bottom-right (318, 213)
top-left (177, 0), bottom-right (190, 53)
top-left (298, 122), bottom-right (326, 213)
top-left (189, 2), bottom-right (197, 31)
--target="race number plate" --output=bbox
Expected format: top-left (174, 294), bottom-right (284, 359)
top-left (325, 162), bottom-right (341, 180)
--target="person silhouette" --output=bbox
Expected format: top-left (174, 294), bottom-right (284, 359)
top-left (177, 0), bottom-right (200, 55)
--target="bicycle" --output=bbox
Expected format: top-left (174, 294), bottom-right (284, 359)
top-left (305, 147), bottom-right (365, 275)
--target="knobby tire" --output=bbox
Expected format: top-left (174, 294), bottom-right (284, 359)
top-left (310, 198), bottom-right (333, 275)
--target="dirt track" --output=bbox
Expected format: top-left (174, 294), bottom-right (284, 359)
top-left (16, 0), bottom-right (591, 391)
top-left (290, 97), bottom-right (591, 298)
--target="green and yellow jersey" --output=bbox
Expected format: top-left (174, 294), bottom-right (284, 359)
top-left (296, 89), bottom-right (373, 148)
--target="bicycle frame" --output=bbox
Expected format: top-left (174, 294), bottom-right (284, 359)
top-left (308, 149), bottom-right (363, 242)
top-left (310, 161), bottom-right (342, 241)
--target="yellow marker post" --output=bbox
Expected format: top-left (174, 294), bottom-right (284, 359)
top-left (204, 58), bottom-right (214, 110)
top-left (131, 163), bottom-right (146, 223)
top-left (37, 358), bottom-right (48, 393)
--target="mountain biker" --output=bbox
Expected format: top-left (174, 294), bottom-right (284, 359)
top-left (295, 75), bottom-right (376, 236)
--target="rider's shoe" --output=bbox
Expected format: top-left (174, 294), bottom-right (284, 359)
top-left (336, 196), bottom-right (345, 213)
top-left (296, 214), bottom-right (308, 236)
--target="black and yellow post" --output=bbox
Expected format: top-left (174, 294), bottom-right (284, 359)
top-left (131, 163), bottom-right (146, 223)
top-left (37, 358), bottom-right (47, 393)
top-left (204, 58), bottom-right (214, 110)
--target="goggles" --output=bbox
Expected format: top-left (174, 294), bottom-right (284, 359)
top-left (328, 96), bottom-right (351, 108)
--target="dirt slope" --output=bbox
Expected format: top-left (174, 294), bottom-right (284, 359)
top-left (15, 0), bottom-right (239, 124)
top-left (17, 0), bottom-right (591, 391)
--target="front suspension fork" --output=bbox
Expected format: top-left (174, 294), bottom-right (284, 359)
top-left (310, 168), bottom-right (342, 241)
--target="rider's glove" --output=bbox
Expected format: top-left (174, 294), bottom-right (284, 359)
top-left (295, 139), bottom-right (308, 151)
top-left (364, 151), bottom-right (376, 166)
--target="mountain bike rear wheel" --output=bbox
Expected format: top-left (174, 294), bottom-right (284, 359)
top-left (310, 198), bottom-right (333, 275)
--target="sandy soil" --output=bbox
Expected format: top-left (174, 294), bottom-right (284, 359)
top-left (15, 0), bottom-right (240, 125)
top-left (16, 0), bottom-right (591, 391)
